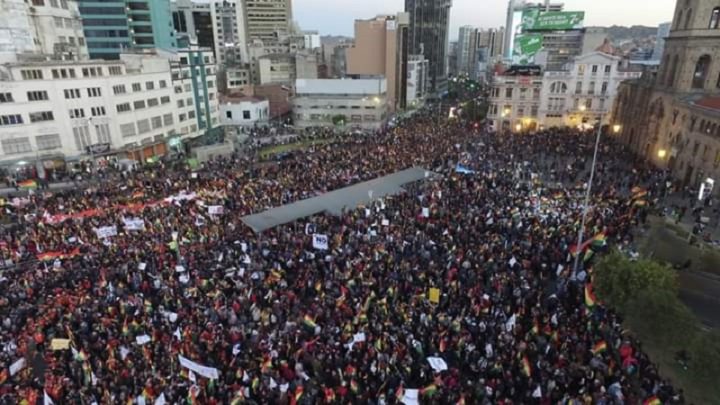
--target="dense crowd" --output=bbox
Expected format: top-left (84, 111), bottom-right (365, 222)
top-left (0, 110), bottom-right (682, 404)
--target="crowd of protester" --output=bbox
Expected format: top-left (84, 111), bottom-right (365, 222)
top-left (0, 109), bottom-right (683, 404)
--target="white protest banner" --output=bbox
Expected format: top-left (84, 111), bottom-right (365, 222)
top-left (426, 356), bottom-right (448, 372)
top-left (123, 217), bottom-right (145, 231)
top-left (9, 358), bottom-right (25, 376)
top-left (154, 393), bottom-right (166, 405)
top-left (401, 389), bottom-right (419, 405)
top-left (138, 263), bottom-right (147, 271)
top-left (312, 234), bottom-right (329, 250)
top-left (44, 390), bottom-right (54, 405)
top-left (207, 205), bottom-right (224, 215)
top-left (178, 355), bottom-right (220, 380)
top-left (94, 226), bottom-right (117, 239)
top-left (346, 332), bottom-right (366, 351)
top-left (136, 335), bottom-right (151, 345)
top-left (422, 207), bottom-right (430, 218)
top-left (381, 219), bottom-right (390, 226)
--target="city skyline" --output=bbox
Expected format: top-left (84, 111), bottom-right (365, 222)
top-left (294, 0), bottom-right (676, 38)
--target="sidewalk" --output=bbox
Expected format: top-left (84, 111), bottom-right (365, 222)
top-left (0, 181), bottom-right (78, 197)
top-left (657, 192), bottom-right (720, 243)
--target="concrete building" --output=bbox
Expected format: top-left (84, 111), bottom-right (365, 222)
top-left (226, 65), bottom-right (254, 91)
top-left (243, 0), bottom-right (292, 44)
top-left (456, 26), bottom-right (477, 76)
top-left (504, 0), bottom-right (564, 60)
top-left (171, 0), bottom-right (215, 50)
top-left (303, 31), bottom-right (321, 50)
top-left (0, 0), bottom-right (88, 63)
top-left (254, 84), bottom-right (292, 118)
top-left (346, 13), bottom-right (410, 111)
top-left (405, 0), bottom-right (452, 94)
top-left (612, 0), bottom-right (720, 191)
top-left (477, 27), bottom-right (505, 63)
top-left (219, 95), bottom-right (269, 126)
top-left (255, 52), bottom-right (317, 85)
top-left (406, 55), bottom-right (429, 107)
top-left (487, 51), bottom-right (642, 132)
top-left (652, 22), bottom-right (672, 61)
top-left (210, 0), bottom-right (248, 65)
top-left (0, 50), bottom-right (218, 166)
top-left (169, 47), bottom-right (220, 138)
top-left (76, 0), bottom-right (177, 60)
top-left (293, 78), bottom-right (388, 129)
top-left (538, 51), bottom-right (642, 128)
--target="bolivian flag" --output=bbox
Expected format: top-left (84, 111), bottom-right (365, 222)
top-left (521, 355), bottom-right (532, 377)
top-left (420, 384), bottom-right (438, 397)
top-left (350, 379), bottom-right (359, 394)
top-left (643, 395), bottom-right (662, 405)
top-left (592, 341), bottom-right (608, 354)
top-left (584, 283), bottom-right (597, 307)
top-left (324, 387), bottom-right (336, 403)
top-left (18, 179), bottom-right (37, 189)
top-left (590, 232), bottom-right (607, 249)
top-left (302, 315), bottom-right (317, 329)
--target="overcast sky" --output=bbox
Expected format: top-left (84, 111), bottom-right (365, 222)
top-left (293, 0), bottom-right (676, 39)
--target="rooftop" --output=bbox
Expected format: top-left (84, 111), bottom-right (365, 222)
top-left (295, 78), bottom-right (387, 95)
top-left (220, 95), bottom-right (267, 104)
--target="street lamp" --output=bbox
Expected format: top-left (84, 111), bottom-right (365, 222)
top-left (579, 104), bottom-right (587, 112)
top-left (612, 124), bottom-right (621, 134)
top-left (658, 149), bottom-right (667, 159)
top-left (515, 123), bottom-right (522, 132)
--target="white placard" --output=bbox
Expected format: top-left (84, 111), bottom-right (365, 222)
top-left (94, 226), bottom-right (117, 239)
top-left (178, 355), bottom-right (220, 380)
top-left (381, 219), bottom-right (390, 226)
top-left (138, 263), bottom-right (147, 271)
top-left (207, 205), bottom-right (224, 215)
top-left (136, 335), bottom-right (151, 345)
top-left (9, 358), bottom-right (25, 376)
top-left (402, 389), bottom-right (419, 405)
top-left (312, 234), bottom-right (329, 250)
top-left (426, 356), bottom-right (448, 372)
top-left (509, 257), bottom-right (517, 267)
top-left (175, 265), bottom-right (186, 273)
top-left (123, 217), bottom-right (145, 231)
top-left (422, 207), bottom-right (430, 218)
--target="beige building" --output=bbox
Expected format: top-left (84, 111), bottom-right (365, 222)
top-left (612, 0), bottom-right (720, 190)
top-left (242, 0), bottom-right (292, 44)
top-left (346, 14), bottom-right (410, 111)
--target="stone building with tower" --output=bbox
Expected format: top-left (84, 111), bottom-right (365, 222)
top-left (612, 0), bottom-right (720, 191)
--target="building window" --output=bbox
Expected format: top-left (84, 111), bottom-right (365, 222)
top-left (113, 85), bottom-right (126, 95)
top-left (147, 98), bottom-right (159, 107)
top-left (72, 126), bottom-right (90, 151)
top-left (91, 106), bottom-right (106, 116)
top-left (29, 111), bottom-right (54, 123)
top-left (604, 65), bottom-right (611, 74)
top-left (577, 65), bottom-right (585, 75)
top-left (0, 115), bottom-right (23, 126)
top-left (69, 108), bottom-right (85, 119)
top-left (21, 70), bottom-right (43, 80)
top-left (588, 81), bottom-right (596, 95)
top-left (95, 123), bottom-right (111, 144)
top-left (137, 119), bottom-right (150, 134)
top-left (711, 7), bottom-right (720, 29)
top-left (676, 10), bottom-right (684, 29)
top-left (226, 111), bottom-right (232, 119)
top-left (60, 0), bottom-right (67, 9)
top-left (132, 83), bottom-right (142, 92)
top-left (27, 91), bottom-right (49, 101)
top-left (109, 66), bottom-right (122, 75)
top-left (36, 134), bottom-right (61, 150)
top-left (591, 65), bottom-right (598, 74)
top-left (243, 110), bottom-right (251, 119)
top-left (692, 54), bottom-right (711, 89)
top-left (585, 99), bottom-right (592, 109)
top-left (151, 116), bottom-right (162, 129)
top-left (575, 81), bottom-right (583, 94)
top-left (87, 87), bottom-right (102, 97)
top-left (668, 55), bottom-right (679, 87)
top-left (177, 100), bottom-right (185, 108)
top-left (188, 111), bottom-right (196, 119)
top-left (146, 81), bottom-right (154, 90)
top-left (685, 9), bottom-right (693, 29)
top-left (601, 82), bottom-right (608, 95)
top-left (1, 137), bottom-right (31, 154)
top-left (117, 103), bottom-right (131, 113)
top-left (505, 88), bottom-right (513, 99)
top-left (64, 89), bottom-right (81, 99)
top-left (120, 123), bottom-right (136, 138)
top-left (133, 100), bottom-right (146, 110)
top-left (0, 93), bottom-right (13, 103)
top-left (160, 96), bottom-right (170, 104)
top-left (163, 114), bottom-right (173, 126)
top-left (159, 80), bottom-right (167, 88)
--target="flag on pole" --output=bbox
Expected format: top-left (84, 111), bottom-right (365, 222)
top-left (592, 341), bottom-right (608, 354)
top-left (585, 283), bottom-right (597, 307)
top-left (521, 355), bottom-right (532, 377)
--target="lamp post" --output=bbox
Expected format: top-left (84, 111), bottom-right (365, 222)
top-left (572, 101), bottom-right (606, 276)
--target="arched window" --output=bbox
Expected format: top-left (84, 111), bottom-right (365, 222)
top-left (668, 55), bottom-right (679, 87)
top-left (692, 54), bottom-right (711, 89)
top-left (676, 10), bottom-right (684, 29)
top-left (685, 9), bottom-right (693, 29)
top-left (710, 7), bottom-right (720, 29)
top-left (549, 82), bottom-right (567, 94)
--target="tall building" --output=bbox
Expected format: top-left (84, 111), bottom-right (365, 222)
top-left (456, 26), bottom-right (477, 76)
top-left (612, 0), bottom-right (720, 190)
top-left (76, 0), bottom-right (177, 60)
top-left (346, 14), bottom-right (410, 111)
top-left (210, 0), bottom-right (248, 65)
top-left (477, 28), bottom-right (505, 62)
top-left (652, 22), bottom-right (672, 61)
top-left (405, 0), bottom-right (452, 94)
top-left (503, 0), bottom-right (563, 60)
top-left (0, 0), bottom-right (88, 63)
top-left (171, 0), bottom-right (215, 50)
top-left (243, 0), bottom-right (292, 44)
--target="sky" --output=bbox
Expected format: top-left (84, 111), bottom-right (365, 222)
top-left (293, 0), bottom-right (677, 39)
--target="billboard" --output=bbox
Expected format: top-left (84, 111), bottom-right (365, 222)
top-left (513, 34), bottom-right (544, 65)
top-left (526, 11), bottom-right (585, 31)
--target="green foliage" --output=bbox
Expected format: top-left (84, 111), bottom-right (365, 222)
top-left (594, 251), bottom-right (677, 310)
